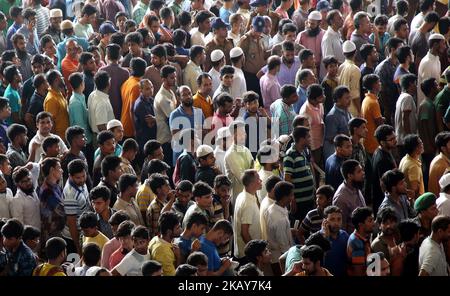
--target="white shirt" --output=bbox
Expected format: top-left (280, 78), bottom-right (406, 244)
top-left (10, 188), bottom-right (41, 230)
top-left (437, 193), bottom-right (450, 217)
top-left (231, 66), bottom-right (247, 99)
top-left (183, 60), bottom-right (203, 94)
top-left (190, 27), bottom-right (206, 47)
top-left (395, 92), bottom-right (418, 145)
top-left (87, 90), bottom-right (115, 134)
top-left (154, 86), bottom-right (177, 144)
top-left (74, 21), bottom-right (94, 39)
top-left (28, 132), bottom-right (68, 163)
top-left (417, 52), bottom-right (441, 108)
top-left (208, 67), bottom-right (221, 98)
top-left (114, 249), bottom-right (150, 276)
top-left (228, 31), bottom-right (241, 47)
top-left (259, 196), bottom-right (275, 241)
top-left (322, 27), bottom-right (345, 64)
top-left (411, 12), bottom-right (425, 31)
top-left (266, 203), bottom-right (293, 263)
top-left (224, 144), bottom-right (254, 205)
top-left (0, 189), bottom-right (13, 219)
top-left (233, 190), bottom-right (261, 258)
top-left (213, 146), bottom-right (226, 175)
top-left (419, 237), bottom-right (449, 276)
top-left (257, 169), bottom-right (274, 204)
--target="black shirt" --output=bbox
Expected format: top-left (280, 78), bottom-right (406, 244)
top-left (372, 147), bottom-right (396, 213)
top-left (195, 166), bottom-right (217, 188)
top-left (97, 179), bottom-right (119, 207)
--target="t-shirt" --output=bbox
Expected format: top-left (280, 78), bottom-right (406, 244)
top-left (419, 237), bottom-right (449, 276)
top-left (114, 249), bottom-right (150, 276)
top-left (148, 236), bottom-right (176, 276)
top-left (83, 232), bottom-right (110, 250)
top-left (199, 235), bottom-right (221, 272)
top-left (399, 154), bottom-right (424, 197)
top-left (361, 93), bottom-right (382, 154)
top-left (347, 231), bottom-right (371, 275)
top-left (33, 263), bottom-right (66, 276)
top-left (395, 93), bottom-right (417, 145)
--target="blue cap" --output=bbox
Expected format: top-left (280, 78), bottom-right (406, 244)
top-left (211, 17), bottom-right (230, 30)
top-left (316, 0), bottom-right (330, 11)
top-left (250, 0), bottom-right (269, 7)
top-left (99, 22), bottom-right (117, 35)
top-left (252, 16), bottom-right (265, 32)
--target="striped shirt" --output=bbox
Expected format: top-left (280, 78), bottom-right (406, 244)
top-left (300, 208), bottom-right (324, 236)
top-left (63, 180), bottom-right (91, 220)
top-left (283, 146), bottom-right (315, 204)
top-left (270, 99), bottom-right (297, 137)
top-left (34, 5), bottom-right (50, 37)
top-left (147, 198), bottom-right (166, 238)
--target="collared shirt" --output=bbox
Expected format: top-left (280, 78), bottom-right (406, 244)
top-left (361, 93), bottom-right (382, 154)
top-left (228, 31), bottom-right (241, 47)
top-left (82, 71), bottom-right (95, 102)
top-left (394, 92), bottom-right (417, 146)
top-left (120, 157), bottom-right (136, 176)
top-left (6, 144), bottom-right (27, 169)
top-left (238, 32), bottom-right (267, 74)
top-left (56, 37), bottom-right (89, 70)
top-left (435, 85), bottom-right (450, 117)
top-left (299, 101), bottom-right (324, 150)
top-left (333, 182), bottom-right (366, 233)
top-left (96, 207), bottom-right (116, 240)
top-left (18, 53), bottom-right (33, 82)
top-left (28, 132), bottom-right (68, 163)
top-left (260, 73), bottom-right (281, 113)
top-left (292, 8), bottom-right (309, 32)
top-left (61, 55), bottom-right (79, 90)
top-left (147, 198), bottom-right (166, 238)
top-left (10, 189), bottom-right (41, 230)
top-left (325, 153), bottom-right (347, 191)
top-left (261, 57), bottom-right (301, 87)
top-left (266, 203), bottom-right (293, 263)
top-left (429, 153), bottom-right (450, 196)
top-left (193, 91), bottom-right (214, 119)
top-left (211, 111), bottom-right (233, 133)
top-left (114, 197), bottom-right (145, 226)
top-left (437, 193), bottom-right (450, 217)
top-left (259, 194), bottom-right (275, 240)
top-left (350, 31), bottom-right (371, 66)
top-left (132, 1), bottom-right (148, 25)
top-left (419, 237), bottom-right (449, 276)
top-left (417, 52), bottom-right (441, 107)
top-left (4, 84), bottom-right (21, 125)
top-left (375, 57), bottom-right (400, 114)
top-left (88, 90), bottom-right (115, 134)
top-left (136, 180), bottom-right (156, 213)
top-left (411, 12), bottom-right (425, 31)
top-left (321, 27), bottom-right (345, 64)
top-left (148, 236), bottom-right (176, 276)
top-left (224, 144), bottom-right (254, 204)
top-left (378, 193), bottom-right (416, 222)
top-left (347, 231), bottom-right (371, 272)
top-left (270, 99), bottom-right (296, 136)
top-left (183, 203), bottom-right (211, 229)
top-left (205, 37), bottom-right (234, 71)
top-left (4, 241), bottom-right (37, 276)
top-left (0, 189), bottom-right (13, 219)
top-left (42, 26), bottom-right (63, 45)
top-left (100, 63), bottom-right (130, 119)
top-left (233, 190), bottom-right (261, 258)
top-left (321, 229), bottom-right (349, 276)
top-left (154, 86), bottom-right (177, 145)
top-left (324, 105), bottom-right (352, 159)
top-left (399, 154), bottom-right (425, 196)
top-left (17, 25), bottom-right (40, 55)
top-left (69, 92), bottom-right (92, 144)
top-left (39, 181), bottom-right (66, 242)
top-left (27, 91), bottom-right (45, 118)
top-left (44, 88), bottom-right (69, 139)
top-left (183, 60), bottom-right (203, 94)
top-left (338, 59), bottom-right (361, 117)
top-left (63, 180), bottom-right (91, 225)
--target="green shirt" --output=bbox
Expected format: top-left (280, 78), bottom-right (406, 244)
top-left (170, 2), bottom-right (182, 16)
top-left (3, 84), bottom-right (21, 125)
top-left (434, 85), bottom-right (450, 116)
top-left (0, 0), bottom-right (21, 29)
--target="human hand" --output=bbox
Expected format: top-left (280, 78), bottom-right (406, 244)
top-left (191, 239), bottom-right (201, 252)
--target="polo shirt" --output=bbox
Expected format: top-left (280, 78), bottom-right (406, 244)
top-left (361, 93), bottom-right (382, 154)
top-left (136, 181), bottom-right (155, 214)
top-left (321, 229), bottom-right (350, 277)
top-left (399, 154), bottom-right (424, 196)
top-left (347, 231), bottom-right (371, 272)
top-left (230, 66), bottom-right (248, 100)
top-left (321, 27), bottom-right (345, 64)
top-left (120, 76), bottom-right (141, 137)
top-left (28, 132), bottom-right (68, 163)
top-left (3, 84), bottom-right (21, 125)
top-left (350, 32), bottom-right (371, 66)
top-left (300, 208), bottom-right (324, 235)
top-left (419, 237), bottom-right (449, 276)
top-left (43, 88), bottom-right (69, 139)
top-left (148, 236), bottom-right (176, 276)
top-left (56, 37), bottom-right (89, 70)
top-left (61, 55), bottom-right (79, 89)
top-left (27, 91), bottom-right (45, 118)
top-left (4, 241), bottom-right (37, 276)
top-left (193, 91), bottom-right (214, 119)
top-left (63, 180), bottom-right (91, 222)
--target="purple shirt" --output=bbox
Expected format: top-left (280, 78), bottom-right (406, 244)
top-left (100, 63), bottom-right (130, 119)
top-left (260, 73), bottom-right (281, 113)
top-left (261, 57), bottom-right (301, 86)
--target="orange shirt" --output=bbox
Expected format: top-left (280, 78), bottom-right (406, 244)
top-left (361, 93), bottom-right (382, 154)
top-left (193, 91), bottom-right (214, 120)
top-left (44, 88), bottom-right (69, 139)
top-left (61, 55), bottom-right (79, 95)
top-left (120, 76), bottom-right (141, 137)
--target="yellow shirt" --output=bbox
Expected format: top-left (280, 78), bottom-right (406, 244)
top-left (136, 182), bottom-right (156, 213)
top-left (429, 153), bottom-right (450, 196)
top-left (33, 263), bottom-right (66, 276)
top-left (338, 60), bottom-right (361, 117)
top-left (399, 154), bottom-right (425, 196)
top-left (83, 231), bottom-right (110, 250)
top-left (193, 91), bottom-right (214, 119)
top-left (44, 88), bottom-right (69, 140)
top-left (148, 236), bottom-right (176, 276)
top-left (361, 93), bottom-right (382, 154)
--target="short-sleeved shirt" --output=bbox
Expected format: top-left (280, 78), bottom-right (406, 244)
top-left (121, 76), bottom-right (141, 137)
top-left (114, 249), bottom-right (150, 276)
top-left (418, 98), bottom-right (437, 155)
top-left (88, 90), bottom-right (115, 134)
top-left (136, 181), bottom-right (155, 213)
top-left (148, 236), bottom-right (176, 276)
top-left (193, 91), bottom-right (214, 120)
top-left (395, 93), bottom-right (417, 145)
top-left (63, 180), bottom-right (91, 223)
top-left (299, 101), bottom-right (324, 150)
top-left (419, 237), bottom-right (449, 276)
top-left (435, 85), bottom-right (450, 118)
top-left (321, 229), bottom-right (350, 277)
top-left (83, 231), bottom-right (109, 249)
top-left (27, 91), bottom-right (45, 118)
top-left (300, 208), bottom-right (323, 236)
top-left (4, 84), bottom-right (21, 122)
top-left (325, 153), bottom-right (346, 191)
top-left (361, 93), bottom-right (382, 154)
top-left (69, 92), bottom-right (92, 144)
top-left (283, 146), bottom-right (315, 204)
top-left (324, 105), bottom-right (352, 160)
top-left (4, 241), bottom-right (37, 276)
top-left (378, 193), bottom-right (416, 222)
top-left (270, 99), bottom-right (296, 136)
top-left (199, 235), bottom-right (221, 272)
top-left (154, 86), bottom-right (177, 145)
top-left (347, 231), bottom-right (371, 270)
top-left (399, 154), bottom-right (425, 196)
top-left (44, 88), bottom-right (69, 139)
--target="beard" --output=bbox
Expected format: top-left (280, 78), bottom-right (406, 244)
top-left (307, 26), bottom-right (321, 37)
top-left (21, 186), bottom-right (35, 196)
top-left (353, 180), bottom-right (364, 190)
top-left (182, 100), bottom-right (193, 107)
top-left (16, 49), bottom-right (28, 59)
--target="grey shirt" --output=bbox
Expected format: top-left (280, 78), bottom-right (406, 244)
top-left (332, 182), bottom-right (366, 234)
top-left (378, 193), bottom-right (416, 222)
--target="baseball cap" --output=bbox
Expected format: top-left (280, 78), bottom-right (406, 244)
top-left (252, 16), bottom-right (265, 33)
top-left (211, 17), bottom-right (230, 30)
top-left (99, 22), bottom-right (118, 35)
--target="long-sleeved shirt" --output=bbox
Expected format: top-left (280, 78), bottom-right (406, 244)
top-left (417, 52), bottom-right (441, 108)
top-left (10, 189), bottom-right (41, 230)
top-left (260, 73), bottom-right (281, 113)
top-left (183, 60), bottom-right (203, 94)
top-left (224, 144), bottom-right (254, 205)
top-left (332, 182), bottom-right (366, 233)
top-left (321, 27), bottom-right (345, 64)
top-left (266, 203), bottom-right (293, 263)
top-left (338, 59), bottom-right (361, 117)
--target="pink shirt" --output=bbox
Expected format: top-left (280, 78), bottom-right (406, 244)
top-left (296, 30), bottom-right (325, 68)
top-left (299, 101), bottom-right (324, 150)
top-left (109, 247), bottom-right (127, 270)
top-left (101, 237), bottom-right (120, 269)
top-left (211, 112), bottom-right (233, 132)
top-left (274, 7), bottom-right (289, 19)
top-left (260, 73), bottom-right (281, 113)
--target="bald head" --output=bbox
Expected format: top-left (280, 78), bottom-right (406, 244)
top-left (66, 39), bottom-right (79, 58)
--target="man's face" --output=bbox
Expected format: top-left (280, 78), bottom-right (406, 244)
top-left (397, 24), bottom-right (409, 40)
top-left (383, 132), bottom-right (397, 149)
top-left (369, 47), bottom-right (379, 63)
top-left (259, 247), bottom-right (271, 265)
top-left (128, 42), bottom-right (141, 56)
top-left (196, 264), bottom-right (208, 276)
top-left (283, 50), bottom-right (295, 64)
top-left (0, 103), bottom-right (11, 120)
top-left (338, 91), bottom-right (352, 109)
top-left (222, 74), bottom-right (234, 87)
top-left (50, 17), bottom-right (62, 30)
top-left (101, 138), bottom-right (116, 155)
top-left (423, 204), bottom-right (439, 221)
top-left (176, 190), bottom-right (192, 206)
top-left (37, 117), bottom-right (53, 135)
top-left (165, 72), bottom-right (177, 87)
top-left (151, 147), bottom-right (164, 161)
top-left (284, 31), bottom-right (296, 42)
top-left (112, 126), bottom-right (124, 143)
top-left (356, 123), bottom-right (368, 139)
top-left (110, 165), bottom-right (123, 182)
top-left (221, 101), bottom-right (234, 115)
top-left (351, 164), bottom-right (365, 183)
top-left (73, 133), bottom-right (87, 149)
top-left (245, 99), bottom-right (259, 114)
top-left (151, 54), bottom-right (164, 67)
top-left (133, 237), bottom-right (150, 253)
top-left (191, 223), bottom-right (206, 238)
top-left (333, 13), bottom-right (344, 28)
top-left (336, 140), bottom-right (353, 158)
top-left (43, 40), bottom-right (57, 57)
top-left (316, 193), bottom-right (329, 210)
top-left (308, 19), bottom-right (319, 30)
top-left (394, 178), bottom-right (407, 195)
top-left (116, 16), bottom-right (127, 31)
top-left (26, 16), bottom-right (36, 28)
top-left (200, 77), bottom-right (212, 95)
top-left (359, 16), bottom-right (372, 34)
top-left (215, 27), bottom-right (228, 39)
top-left (87, 13), bottom-right (97, 25)
top-left (15, 38), bottom-right (26, 52)
top-left (70, 171), bottom-right (86, 187)
top-left (17, 174), bottom-right (33, 193)
top-left (301, 257), bottom-right (317, 275)
top-left (0, 17), bottom-right (7, 31)
top-left (3, 236), bottom-right (20, 252)
top-left (141, 80), bottom-right (154, 98)
top-left (326, 212), bottom-right (342, 233)
top-left (196, 50), bottom-right (206, 65)
top-left (67, 41), bottom-right (79, 59)
top-left (51, 162), bottom-right (63, 181)
top-left (92, 198), bottom-right (109, 214)
top-left (84, 57), bottom-right (97, 73)
top-left (18, 132), bottom-right (28, 147)
top-left (380, 218), bottom-right (397, 236)
top-left (150, 20), bottom-right (160, 34)
top-left (119, 235), bottom-right (133, 251)
top-left (82, 227), bottom-right (97, 238)
top-left (180, 87), bottom-right (193, 107)
top-left (362, 215), bottom-right (375, 233)
top-left (215, 185), bottom-right (230, 201)
top-left (304, 56), bottom-right (316, 70)
top-left (200, 19), bottom-right (212, 32)
top-left (326, 63), bottom-right (338, 77)
top-left (438, 40), bottom-right (447, 54)
top-left (196, 193), bottom-right (213, 209)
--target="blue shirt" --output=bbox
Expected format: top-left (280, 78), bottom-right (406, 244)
top-left (69, 92), bottom-right (93, 144)
top-left (219, 7), bottom-right (232, 23)
top-left (133, 95), bottom-right (156, 151)
top-left (174, 236), bottom-right (192, 260)
top-left (4, 84), bottom-right (21, 125)
top-left (17, 25), bottom-right (40, 55)
top-left (199, 235), bottom-right (221, 272)
top-left (294, 86), bottom-right (307, 114)
top-left (4, 241), bottom-right (37, 276)
top-left (6, 23), bottom-right (21, 49)
top-left (325, 153), bottom-right (346, 191)
top-left (175, 47), bottom-right (190, 56)
top-left (369, 32), bottom-right (391, 61)
top-left (320, 229), bottom-right (349, 276)
top-left (0, 120), bottom-right (9, 148)
top-left (324, 105), bottom-right (352, 160)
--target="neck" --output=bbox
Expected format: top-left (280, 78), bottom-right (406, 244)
top-left (410, 152), bottom-right (420, 159)
top-left (100, 208), bottom-right (110, 220)
top-left (351, 135), bottom-right (361, 144)
top-left (381, 145), bottom-right (391, 152)
top-left (121, 193), bottom-right (133, 203)
top-left (163, 83), bottom-right (171, 90)
top-left (295, 143), bottom-right (304, 152)
top-left (431, 232), bottom-right (441, 244)
top-left (430, 49), bottom-right (439, 56)
top-left (330, 231), bottom-right (339, 239)
top-left (346, 180), bottom-right (354, 188)
top-left (161, 234), bottom-right (172, 243)
top-left (389, 191), bottom-right (400, 201)
top-left (104, 176), bottom-right (116, 186)
top-left (47, 259), bottom-right (61, 266)
top-left (366, 60), bottom-right (375, 68)
top-left (332, 24), bottom-right (339, 32)
top-left (232, 27), bottom-right (240, 35)
top-left (70, 146), bottom-right (81, 155)
top-left (45, 176), bottom-right (58, 185)
top-left (157, 194), bottom-right (167, 202)
top-left (181, 229), bottom-right (193, 239)
top-left (268, 69), bottom-right (277, 76)
top-left (11, 142), bottom-right (22, 150)
top-left (245, 187), bottom-right (257, 196)
top-left (356, 229), bottom-right (368, 238)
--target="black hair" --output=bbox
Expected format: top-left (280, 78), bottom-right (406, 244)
top-left (65, 125), bottom-right (85, 146)
top-left (396, 0), bottom-right (409, 16)
top-left (374, 14), bottom-right (388, 26)
top-left (97, 130), bottom-right (115, 146)
top-left (41, 157), bottom-right (60, 177)
top-left (243, 91), bottom-right (259, 104)
top-left (299, 49), bottom-right (314, 63)
top-left (333, 86), bottom-right (350, 103)
top-left (265, 175), bottom-right (282, 194)
top-left (394, 18), bottom-right (407, 32)
top-left (267, 56), bottom-right (282, 71)
top-left (68, 72), bottom-right (83, 90)
top-left (241, 169), bottom-right (258, 187)
top-left (438, 17), bottom-right (450, 36)
top-left (106, 43), bottom-right (121, 61)
top-left (244, 239), bottom-right (268, 264)
top-left (122, 138), bottom-right (139, 153)
top-left (7, 124), bottom-right (27, 143)
top-left (376, 206), bottom-right (398, 224)
top-left (130, 57), bottom-right (147, 77)
top-left (115, 11), bottom-right (128, 22)
top-left (349, 0), bottom-right (362, 11)
top-left (351, 207), bottom-right (373, 230)
top-left (161, 65), bottom-right (176, 78)
top-left (398, 219), bottom-right (420, 243)
top-left (323, 55), bottom-right (339, 67)
top-left (149, 173), bottom-right (169, 193)
top-left (175, 264), bottom-right (197, 276)
top-left (362, 74), bottom-right (380, 91)
top-left (387, 37), bottom-right (404, 52)
top-left (431, 215), bottom-right (450, 233)
top-left (420, 0), bottom-right (436, 13)
top-left (348, 117), bottom-right (367, 135)
top-left (186, 212), bottom-right (208, 230)
top-left (13, 167), bottom-right (30, 185)
top-left (0, 98), bottom-right (9, 111)
top-left (9, 6), bottom-right (23, 19)
top-left (375, 124), bottom-right (395, 143)
top-left (210, 219), bottom-right (233, 235)
top-left (274, 181), bottom-right (294, 202)
top-left (160, 7), bottom-right (173, 20)
top-left (150, 0), bottom-right (165, 11)
top-left (195, 10), bottom-right (213, 25)
top-left (101, 155), bottom-right (122, 178)
top-left (193, 181), bottom-right (213, 198)
top-left (381, 169), bottom-right (405, 193)
top-left (89, 185), bottom-right (111, 201)
top-left (334, 134), bottom-right (351, 148)
top-left (304, 232), bottom-right (331, 252)
top-left (94, 71), bottom-right (110, 91)
top-left (142, 260), bottom-right (162, 276)
top-left (187, 252), bottom-right (208, 266)
top-left (190, 45), bottom-right (204, 61)
top-left (399, 73), bottom-right (417, 92)
top-left (79, 212), bottom-right (98, 229)
top-left (158, 211), bottom-right (180, 236)
top-left (22, 225), bottom-right (40, 242)
top-left (326, 9), bottom-right (341, 26)
top-left (282, 23), bottom-right (297, 34)
top-left (360, 44), bottom-right (376, 62)
top-left (151, 44), bottom-right (167, 58)
top-left (341, 159), bottom-right (361, 180)
top-left (307, 84), bottom-right (324, 101)
top-left (4, 65), bottom-right (19, 84)
top-left (143, 140), bottom-right (162, 157)
top-left (79, 52), bottom-right (94, 65)
top-left (110, 32), bottom-right (126, 48)
top-left (82, 243), bottom-right (101, 266)
top-left (196, 72), bottom-right (212, 87)
top-left (316, 185), bottom-right (335, 200)
top-left (404, 134), bottom-right (421, 155)
top-left (115, 220), bottom-right (135, 238)
top-left (68, 159), bottom-right (87, 176)
top-left (238, 263), bottom-right (261, 276)
top-left (396, 46), bottom-right (412, 64)
top-left (108, 210), bottom-right (130, 226)
top-left (1, 218), bottom-right (23, 239)
top-left (323, 205), bottom-right (342, 217)
top-left (420, 77), bottom-right (437, 97)
top-left (147, 160), bottom-right (170, 176)
top-left (118, 174), bottom-right (138, 193)
top-left (132, 225), bottom-right (150, 240)
top-left (435, 132), bottom-right (450, 152)
top-left (293, 126), bottom-right (310, 143)
top-left (282, 40), bottom-right (295, 52)
top-left (45, 237), bottom-right (67, 260)
top-left (280, 84), bottom-right (297, 100)
top-left (22, 7), bottom-right (36, 19)
top-left (215, 93), bottom-right (233, 107)
top-left (301, 245), bottom-right (324, 264)
top-left (213, 175), bottom-right (231, 189)
top-left (125, 31), bottom-right (143, 44)
top-left (178, 11), bottom-right (192, 27)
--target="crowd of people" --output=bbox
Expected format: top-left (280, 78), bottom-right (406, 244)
top-left (0, 0), bottom-right (450, 277)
